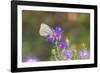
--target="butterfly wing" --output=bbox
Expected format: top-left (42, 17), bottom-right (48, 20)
top-left (39, 23), bottom-right (52, 37)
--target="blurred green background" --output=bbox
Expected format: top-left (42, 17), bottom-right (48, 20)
top-left (22, 10), bottom-right (90, 62)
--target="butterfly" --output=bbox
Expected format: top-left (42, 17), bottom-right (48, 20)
top-left (39, 23), bottom-right (52, 37)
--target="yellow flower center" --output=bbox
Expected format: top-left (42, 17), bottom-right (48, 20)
top-left (53, 33), bottom-right (58, 37)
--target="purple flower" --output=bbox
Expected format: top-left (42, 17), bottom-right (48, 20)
top-left (59, 41), bottom-right (68, 49)
top-left (23, 56), bottom-right (39, 63)
top-left (48, 27), bottom-right (63, 42)
top-left (64, 49), bottom-right (73, 60)
top-left (78, 49), bottom-right (90, 59)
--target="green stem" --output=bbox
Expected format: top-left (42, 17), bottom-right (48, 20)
top-left (55, 41), bottom-right (59, 55)
top-left (54, 55), bottom-right (58, 60)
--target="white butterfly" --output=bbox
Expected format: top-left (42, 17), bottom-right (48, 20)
top-left (39, 23), bottom-right (52, 37)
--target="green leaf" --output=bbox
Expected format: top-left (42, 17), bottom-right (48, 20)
top-left (51, 49), bottom-right (56, 55)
